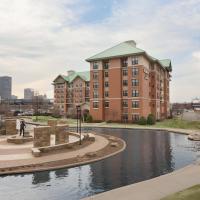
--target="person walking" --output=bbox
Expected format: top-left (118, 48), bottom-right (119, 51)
top-left (20, 119), bottom-right (26, 137)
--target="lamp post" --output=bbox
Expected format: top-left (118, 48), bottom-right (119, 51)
top-left (76, 105), bottom-right (82, 145)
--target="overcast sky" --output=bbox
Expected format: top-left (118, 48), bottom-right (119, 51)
top-left (0, 0), bottom-right (199, 102)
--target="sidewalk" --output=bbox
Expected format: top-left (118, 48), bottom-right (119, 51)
top-left (0, 134), bottom-right (108, 169)
top-left (84, 163), bottom-right (200, 200)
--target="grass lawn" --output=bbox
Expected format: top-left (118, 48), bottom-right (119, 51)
top-left (155, 118), bottom-right (200, 130)
top-left (32, 116), bottom-right (60, 122)
top-left (32, 116), bottom-right (77, 124)
top-left (31, 116), bottom-right (200, 130)
top-left (161, 185), bottom-right (200, 200)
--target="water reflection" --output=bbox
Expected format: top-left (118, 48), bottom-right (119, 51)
top-left (89, 129), bottom-right (175, 192)
top-left (32, 171), bottom-right (51, 185)
top-left (0, 129), bottom-right (199, 200)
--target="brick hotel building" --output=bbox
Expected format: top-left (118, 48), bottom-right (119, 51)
top-left (86, 40), bottom-right (172, 122)
top-left (53, 70), bottom-right (90, 116)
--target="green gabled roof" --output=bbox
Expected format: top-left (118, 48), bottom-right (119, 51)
top-left (59, 71), bottom-right (90, 83)
top-left (86, 40), bottom-right (145, 61)
top-left (159, 59), bottom-right (172, 71)
top-left (86, 40), bottom-right (172, 72)
top-left (159, 59), bottom-right (171, 67)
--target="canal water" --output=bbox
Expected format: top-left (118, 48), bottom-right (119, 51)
top-left (0, 128), bottom-right (200, 200)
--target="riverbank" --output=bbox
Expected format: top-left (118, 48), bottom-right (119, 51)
top-left (84, 163), bottom-right (200, 200)
top-left (0, 133), bottom-right (126, 175)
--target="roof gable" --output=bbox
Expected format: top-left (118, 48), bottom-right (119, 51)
top-left (86, 40), bottom-right (145, 62)
top-left (53, 75), bottom-right (67, 83)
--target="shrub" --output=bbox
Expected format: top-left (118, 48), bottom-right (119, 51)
top-left (85, 114), bottom-right (93, 123)
top-left (138, 117), bottom-right (147, 125)
top-left (147, 114), bottom-right (156, 125)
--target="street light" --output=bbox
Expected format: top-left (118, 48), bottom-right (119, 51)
top-left (76, 105), bottom-right (82, 145)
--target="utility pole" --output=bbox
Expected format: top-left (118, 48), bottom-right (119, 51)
top-left (76, 105), bottom-right (82, 145)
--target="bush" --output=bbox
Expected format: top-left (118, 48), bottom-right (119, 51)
top-left (147, 114), bottom-right (156, 125)
top-left (138, 117), bottom-right (147, 125)
top-left (85, 114), bottom-right (93, 123)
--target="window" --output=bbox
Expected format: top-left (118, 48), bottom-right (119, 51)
top-left (86, 82), bottom-right (90, 87)
top-left (132, 114), bottom-right (140, 122)
top-left (123, 69), bottom-right (128, 76)
top-left (132, 57), bottom-right (139, 65)
top-left (121, 58), bottom-right (128, 68)
top-left (103, 61), bottom-right (109, 69)
top-left (122, 100), bottom-right (128, 107)
top-left (93, 82), bottom-right (99, 89)
top-left (123, 80), bottom-right (128, 86)
top-left (132, 101), bottom-right (139, 108)
top-left (93, 72), bottom-right (98, 79)
top-left (105, 81), bottom-right (109, 87)
top-left (132, 79), bottom-right (139, 86)
top-left (93, 62), bottom-right (99, 70)
top-left (132, 90), bottom-right (139, 97)
top-left (123, 90), bottom-right (128, 96)
top-left (93, 102), bottom-right (99, 108)
top-left (132, 67), bottom-right (139, 76)
top-left (104, 101), bottom-right (109, 108)
top-left (93, 91), bottom-right (99, 98)
top-left (104, 71), bottom-right (109, 77)
top-left (105, 91), bottom-right (109, 97)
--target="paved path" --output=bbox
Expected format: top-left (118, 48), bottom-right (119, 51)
top-left (0, 134), bottom-right (108, 169)
top-left (84, 163), bottom-right (200, 200)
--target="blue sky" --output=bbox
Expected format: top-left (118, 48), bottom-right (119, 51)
top-left (0, 0), bottom-right (199, 102)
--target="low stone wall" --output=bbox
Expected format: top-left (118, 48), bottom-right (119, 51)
top-left (32, 132), bottom-right (93, 156)
top-left (55, 124), bottom-right (69, 145)
top-left (47, 119), bottom-right (57, 127)
top-left (5, 119), bottom-right (17, 135)
top-left (48, 119), bottom-right (58, 135)
top-left (33, 126), bottom-right (51, 147)
top-left (7, 135), bottom-right (33, 144)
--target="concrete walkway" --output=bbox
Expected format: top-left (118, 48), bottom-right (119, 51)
top-left (84, 163), bottom-right (200, 200)
top-left (0, 134), bottom-right (108, 169)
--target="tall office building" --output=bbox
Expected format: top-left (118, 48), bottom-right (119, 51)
top-left (24, 88), bottom-right (34, 99)
top-left (0, 76), bottom-right (12, 100)
top-left (86, 40), bottom-right (172, 122)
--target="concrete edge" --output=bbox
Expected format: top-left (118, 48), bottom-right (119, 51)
top-left (71, 125), bottom-right (191, 135)
top-left (0, 135), bottom-right (126, 176)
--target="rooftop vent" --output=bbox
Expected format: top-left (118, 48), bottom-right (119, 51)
top-left (67, 70), bottom-right (75, 76)
top-left (125, 40), bottom-right (137, 47)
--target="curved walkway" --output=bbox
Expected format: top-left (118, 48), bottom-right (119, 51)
top-left (0, 134), bottom-right (108, 169)
top-left (84, 163), bottom-right (200, 200)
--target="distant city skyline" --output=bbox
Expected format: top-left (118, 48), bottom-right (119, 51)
top-left (0, 0), bottom-right (199, 102)
top-left (0, 76), bottom-right (12, 100)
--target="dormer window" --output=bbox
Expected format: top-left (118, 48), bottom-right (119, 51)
top-left (93, 62), bottom-right (99, 70)
top-left (132, 57), bottom-right (139, 65)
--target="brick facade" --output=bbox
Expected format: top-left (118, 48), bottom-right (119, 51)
top-left (53, 71), bottom-right (90, 116)
top-left (86, 41), bottom-right (172, 122)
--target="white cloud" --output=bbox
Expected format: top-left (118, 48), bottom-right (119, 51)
top-left (0, 0), bottom-right (199, 102)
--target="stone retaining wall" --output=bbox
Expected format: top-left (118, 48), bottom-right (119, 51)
top-left (55, 124), bottom-right (69, 145)
top-left (33, 126), bottom-right (51, 147)
top-left (5, 119), bottom-right (17, 135)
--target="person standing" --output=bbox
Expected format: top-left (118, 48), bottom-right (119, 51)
top-left (20, 119), bottom-right (26, 137)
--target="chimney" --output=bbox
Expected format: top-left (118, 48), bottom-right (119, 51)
top-left (125, 40), bottom-right (137, 47)
top-left (67, 70), bottom-right (75, 76)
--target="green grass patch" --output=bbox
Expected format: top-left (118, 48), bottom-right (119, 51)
top-left (161, 185), bottom-right (200, 200)
top-left (32, 116), bottom-right (77, 124)
top-left (32, 116), bottom-right (60, 122)
top-left (155, 118), bottom-right (200, 130)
